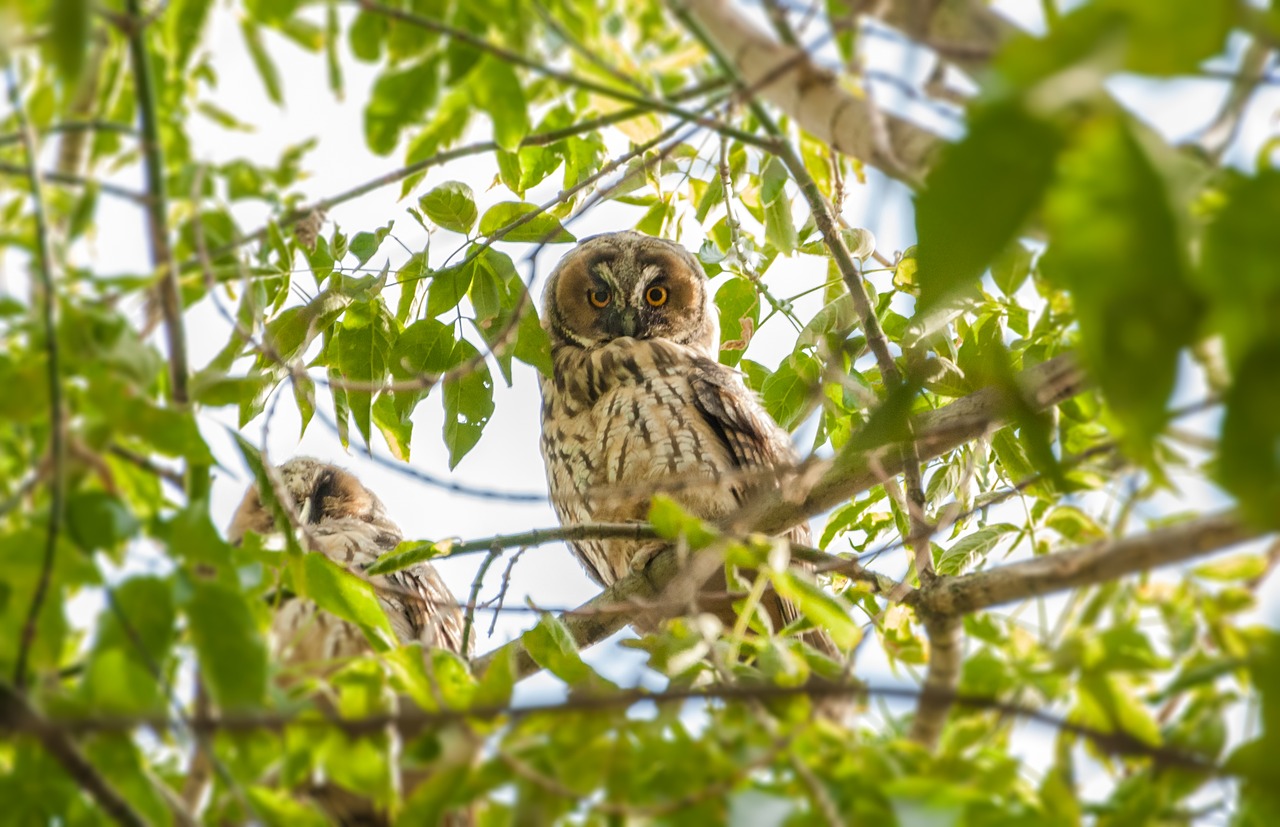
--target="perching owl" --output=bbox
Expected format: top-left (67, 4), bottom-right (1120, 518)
top-left (538, 231), bottom-right (836, 655)
top-left (227, 458), bottom-right (471, 824)
top-left (227, 457), bottom-right (469, 669)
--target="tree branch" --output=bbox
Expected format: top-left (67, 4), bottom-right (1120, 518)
top-left (9, 681), bottom-right (1219, 775)
top-left (859, 0), bottom-right (1016, 75)
top-left (906, 511), bottom-right (1258, 616)
top-left (125, 0), bottom-right (190, 404)
top-left (669, 0), bottom-right (944, 183)
top-left (0, 686), bottom-right (148, 827)
top-left (5, 61), bottom-right (64, 693)
top-left (474, 354), bottom-right (1087, 676)
top-left (0, 162), bottom-right (150, 204)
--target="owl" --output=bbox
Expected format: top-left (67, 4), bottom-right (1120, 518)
top-left (227, 457), bottom-right (468, 665)
top-left (538, 231), bottom-right (837, 656)
top-left (226, 458), bottom-right (472, 825)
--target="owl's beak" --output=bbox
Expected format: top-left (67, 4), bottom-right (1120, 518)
top-left (608, 308), bottom-right (639, 337)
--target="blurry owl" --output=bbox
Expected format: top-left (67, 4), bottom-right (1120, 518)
top-left (538, 231), bottom-right (837, 656)
top-left (227, 457), bottom-right (468, 665)
top-left (226, 458), bottom-right (472, 825)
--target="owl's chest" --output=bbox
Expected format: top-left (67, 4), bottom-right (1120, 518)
top-left (541, 371), bottom-right (733, 522)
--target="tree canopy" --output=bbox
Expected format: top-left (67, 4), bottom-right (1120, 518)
top-left (1, 0), bottom-right (1279, 824)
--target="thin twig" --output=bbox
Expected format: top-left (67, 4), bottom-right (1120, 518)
top-left (0, 118), bottom-right (134, 147)
top-left (6, 61), bottom-right (64, 693)
top-left (461, 546), bottom-right (504, 654)
top-left (125, 0), bottom-right (189, 404)
top-left (354, 0), bottom-right (765, 147)
top-left (184, 78), bottom-right (727, 271)
top-left (0, 163), bottom-right (150, 203)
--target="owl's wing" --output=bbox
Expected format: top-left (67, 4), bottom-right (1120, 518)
top-left (686, 356), bottom-right (838, 654)
top-left (686, 358), bottom-right (797, 496)
top-left (309, 522), bottom-right (469, 657)
top-left (377, 563), bottom-right (469, 657)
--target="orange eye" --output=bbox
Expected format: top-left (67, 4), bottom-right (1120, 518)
top-left (588, 288), bottom-right (611, 308)
top-left (645, 285), bottom-right (668, 307)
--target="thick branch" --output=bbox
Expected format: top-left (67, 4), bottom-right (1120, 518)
top-left (860, 0), bottom-right (1015, 75)
top-left (670, 0), bottom-right (944, 182)
top-left (907, 511), bottom-right (1258, 616)
top-left (475, 353), bottom-right (1087, 677)
top-left (0, 686), bottom-right (148, 827)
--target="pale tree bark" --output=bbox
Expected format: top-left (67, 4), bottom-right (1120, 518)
top-left (854, 0), bottom-right (1015, 74)
top-left (669, 0), bottom-right (945, 182)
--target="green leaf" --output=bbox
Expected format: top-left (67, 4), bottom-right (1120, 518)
top-left (348, 221), bottom-right (392, 266)
top-left (389, 318), bottom-right (457, 418)
top-left (1193, 553), bottom-right (1268, 582)
top-left (372, 393), bottom-right (413, 460)
top-left (1220, 341), bottom-right (1280, 527)
top-left (66, 492), bottom-right (141, 553)
top-left (1041, 116), bottom-right (1201, 450)
top-left (301, 554), bottom-right (396, 648)
top-left (348, 9), bottom-right (386, 62)
top-left (474, 646), bottom-right (517, 707)
top-left (45, 0), bottom-right (90, 84)
top-left (442, 340), bottom-right (494, 467)
top-left (716, 279), bottom-right (759, 369)
top-left (761, 352), bottom-right (820, 431)
top-left (168, 0), bottom-right (215, 70)
top-left (936, 524), bottom-right (1018, 576)
top-left (1200, 170), bottom-right (1280, 369)
top-left (522, 615), bottom-right (603, 688)
top-left (478, 202), bottom-right (575, 243)
top-left (1107, 0), bottom-right (1235, 76)
top-left (185, 580), bottom-right (267, 711)
top-left (240, 19), bottom-right (284, 105)
top-left (991, 241), bottom-right (1033, 297)
top-left (763, 194), bottom-right (798, 256)
top-left (915, 102), bottom-right (1064, 308)
top-left (335, 301), bottom-right (394, 446)
top-left (648, 495), bottom-right (718, 550)
top-left (367, 539), bottom-right (455, 576)
top-left (514, 302), bottom-right (553, 377)
top-left (364, 57), bottom-right (439, 155)
top-left (772, 570), bottom-right (861, 649)
top-left (419, 181), bottom-right (478, 234)
top-left (470, 56), bottom-right (530, 151)
top-left (426, 264), bottom-right (472, 318)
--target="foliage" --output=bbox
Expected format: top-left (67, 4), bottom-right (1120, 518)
top-left (0, 0), bottom-right (1277, 823)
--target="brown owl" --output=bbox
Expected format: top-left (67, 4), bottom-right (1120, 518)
top-left (227, 457), bottom-right (468, 664)
top-left (538, 231), bottom-right (837, 656)
top-left (226, 458), bottom-right (472, 825)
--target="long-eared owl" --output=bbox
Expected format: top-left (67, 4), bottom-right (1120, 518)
top-left (538, 231), bottom-right (836, 655)
top-left (227, 457), bottom-right (469, 670)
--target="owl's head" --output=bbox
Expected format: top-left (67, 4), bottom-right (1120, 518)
top-left (227, 457), bottom-right (385, 544)
top-left (543, 231), bottom-right (719, 356)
